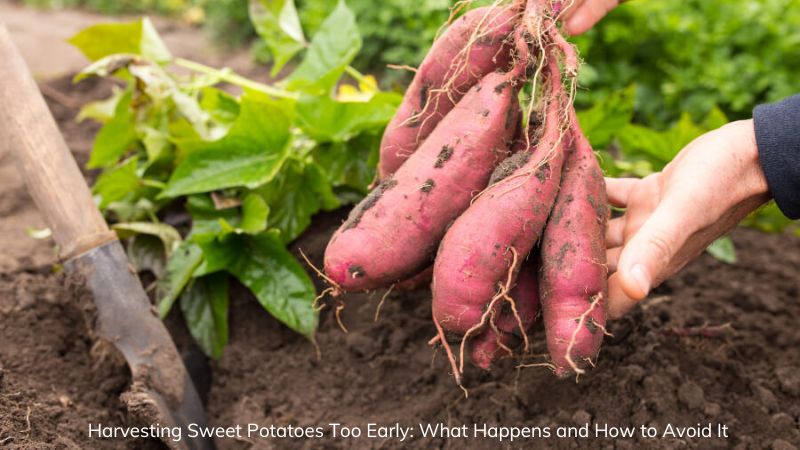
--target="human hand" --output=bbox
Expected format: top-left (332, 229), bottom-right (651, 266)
top-left (559, 0), bottom-right (623, 35)
top-left (605, 119), bottom-right (771, 318)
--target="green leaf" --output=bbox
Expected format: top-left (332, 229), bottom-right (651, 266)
top-left (200, 87), bottom-right (240, 127)
top-left (194, 231), bottom-right (318, 338)
top-left (577, 85), bottom-right (635, 149)
top-left (92, 158), bottom-right (140, 209)
top-left (140, 125), bottom-right (171, 164)
top-left (161, 93), bottom-right (292, 198)
top-left (75, 54), bottom-right (137, 82)
top-left (180, 272), bottom-right (229, 359)
top-left (128, 234), bottom-right (166, 277)
top-left (77, 86), bottom-right (125, 123)
top-left (257, 160), bottom-right (339, 243)
top-left (706, 236), bottom-right (737, 264)
top-left (616, 109), bottom-right (724, 172)
top-left (240, 194), bottom-right (270, 234)
top-left (295, 92), bottom-right (400, 142)
top-left (285, 0), bottom-right (361, 93)
top-left (742, 202), bottom-right (794, 234)
top-left (249, 0), bottom-right (307, 76)
top-left (68, 18), bottom-right (171, 63)
top-left (186, 194), bottom-right (241, 240)
top-left (616, 124), bottom-right (675, 168)
top-left (112, 222), bottom-right (182, 256)
top-left (87, 90), bottom-right (136, 169)
top-left (158, 240), bottom-right (204, 318)
top-left (312, 132), bottom-right (380, 193)
top-left (702, 107), bottom-right (728, 130)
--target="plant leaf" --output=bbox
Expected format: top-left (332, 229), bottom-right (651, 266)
top-left (92, 158), bottom-right (141, 209)
top-left (249, 0), bottom-right (307, 76)
top-left (295, 92), bottom-right (400, 143)
top-left (112, 222), bottom-right (182, 256)
top-left (77, 86), bottom-right (125, 123)
top-left (240, 193), bottom-right (270, 234)
top-left (180, 272), bottom-right (229, 359)
top-left (158, 240), bottom-right (204, 318)
top-left (706, 236), bottom-right (737, 264)
top-left (162, 93), bottom-right (292, 197)
top-left (87, 90), bottom-right (137, 168)
top-left (68, 18), bottom-right (171, 63)
top-left (577, 85), bottom-right (635, 149)
top-left (128, 234), bottom-right (166, 277)
top-left (312, 132), bottom-right (380, 193)
top-left (194, 231), bottom-right (318, 338)
top-left (285, 0), bottom-right (361, 93)
top-left (257, 160), bottom-right (339, 243)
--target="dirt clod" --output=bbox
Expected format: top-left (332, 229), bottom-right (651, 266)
top-left (776, 366), bottom-right (800, 396)
top-left (677, 380), bottom-right (705, 411)
top-left (342, 179), bottom-right (398, 230)
top-left (489, 151), bottom-right (530, 185)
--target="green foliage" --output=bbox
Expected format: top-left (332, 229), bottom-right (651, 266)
top-left (571, 0), bottom-right (799, 239)
top-left (24, 0), bottom-right (192, 15)
top-left (298, 0), bottom-right (455, 77)
top-left (70, 5), bottom-right (399, 357)
top-left (572, 0), bottom-right (800, 127)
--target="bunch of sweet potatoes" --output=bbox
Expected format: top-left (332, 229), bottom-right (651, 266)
top-left (323, 0), bottom-right (609, 385)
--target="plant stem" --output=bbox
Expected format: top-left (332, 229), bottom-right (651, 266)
top-left (345, 65), bottom-right (366, 84)
top-left (174, 58), bottom-right (299, 100)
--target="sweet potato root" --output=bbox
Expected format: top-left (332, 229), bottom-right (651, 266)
top-left (325, 70), bottom-right (521, 291)
top-left (432, 55), bottom-right (564, 337)
top-left (538, 121), bottom-right (609, 377)
top-left (470, 259), bottom-right (540, 369)
top-left (377, 6), bottom-right (518, 180)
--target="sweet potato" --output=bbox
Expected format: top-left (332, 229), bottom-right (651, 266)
top-left (432, 57), bottom-right (564, 337)
top-left (470, 259), bottom-right (540, 369)
top-left (538, 121), bottom-right (608, 377)
top-left (324, 70), bottom-right (521, 291)
top-left (377, 6), bottom-right (518, 180)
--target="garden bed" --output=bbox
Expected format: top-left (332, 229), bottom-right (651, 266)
top-left (0, 77), bottom-right (798, 450)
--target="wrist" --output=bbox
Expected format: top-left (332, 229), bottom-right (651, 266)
top-left (726, 119), bottom-right (771, 199)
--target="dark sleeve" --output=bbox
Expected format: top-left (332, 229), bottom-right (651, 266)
top-left (753, 94), bottom-right (800, 220)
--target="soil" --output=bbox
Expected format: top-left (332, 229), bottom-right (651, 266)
top-left (1, 12), bottom-right (799, 450)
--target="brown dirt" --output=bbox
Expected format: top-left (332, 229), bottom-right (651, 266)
top-left (207, 214), bottom-right (800, 450)
top-left (1, 55), bottom-right (799, 450)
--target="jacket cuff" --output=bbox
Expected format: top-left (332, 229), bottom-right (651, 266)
top-left (753, 94), bottom-right (800, 220)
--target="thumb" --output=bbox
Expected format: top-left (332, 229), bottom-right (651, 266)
top-left (563, 0), bottom-right (619, 35)
top-left (615, 206), bottom-right (693, 301)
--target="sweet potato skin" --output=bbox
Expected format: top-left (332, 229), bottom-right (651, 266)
top-left (325, 71), bottom-right (521, 291)
top-left (470, 259), bottom-right (540, 369)
top-left (431, 70), bottom-right (564, 337)
top-left (538, 125), bottom-right (608, 377)
top-left (377, 6), bottom-right (517, 180)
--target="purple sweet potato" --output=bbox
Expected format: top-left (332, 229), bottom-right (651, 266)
top-left (377, 5), bottom-right (518, 180)
top-left (324, 70), bottom-right (521, 291)
top-left (470, 259), bottom-right (540, 369)
top-left (432, 58), bottom-right (564, 337)
top-left (538, 121), bottom-right (609, 377)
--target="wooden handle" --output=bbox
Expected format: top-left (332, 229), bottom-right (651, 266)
top-left (0, 25), bottom-right (116, 259)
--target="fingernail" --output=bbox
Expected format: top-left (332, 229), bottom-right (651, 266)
top-left (629, 264), bottom-right (650, 297)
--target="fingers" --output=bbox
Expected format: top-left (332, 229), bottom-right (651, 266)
top-left (607, 272), bottom-right (638, 319)
top-left (606, 246), bottom-right (621, 274)
top-left (562, 0), bottom-right (620, 35)
top-left (614, 204), bottom-right (694, 301)
top-left (605, 217), bottom-right (625, 247)
top-left (605, 177), bottom-right (639, 208)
